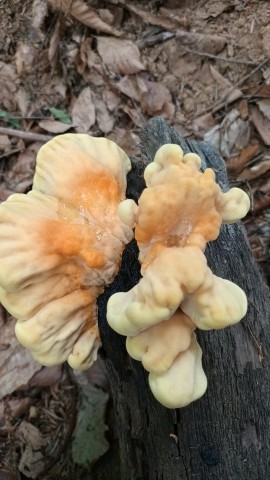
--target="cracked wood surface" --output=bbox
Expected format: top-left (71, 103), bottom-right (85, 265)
top-left (98, 117), bottom-right (270, 480)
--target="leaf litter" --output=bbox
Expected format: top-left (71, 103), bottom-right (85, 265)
top-left (0, 0), bottom-right (270, 477)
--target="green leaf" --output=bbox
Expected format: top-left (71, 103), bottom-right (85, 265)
top-left (49, 107), bottom-right (72, 124)
top-left (0, 109), bottom-right (20, 128)
top-left (7, 117), bottom-right (21, 128)
top-left (0, 109), bottom-right (8, 118)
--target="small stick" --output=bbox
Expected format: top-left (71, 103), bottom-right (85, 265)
top-left (182, 46), bottom-right (259, 66)
top-left (0, 126), bottom-right (53, 142)
top-left (194, 56), bottom-right (270, 117)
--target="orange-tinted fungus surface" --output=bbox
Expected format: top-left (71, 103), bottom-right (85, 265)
top-left (0, 134), bottom-right (133, 370)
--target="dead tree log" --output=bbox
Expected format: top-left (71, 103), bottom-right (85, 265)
top-left (97, 117), bottom-right (270, 480)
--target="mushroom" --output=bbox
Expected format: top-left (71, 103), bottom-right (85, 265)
top-left (0, 134), bottom-right (133, 370)
top-left (148, 333), bottom-right (207, 409)
top-left (126, 310), bottom-right (195, 374)
top-left (107, 143), bottom-right (250, 408)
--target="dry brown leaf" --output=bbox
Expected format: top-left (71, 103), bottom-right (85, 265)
top-left (32, 0), bottom-right (48, 30)
top-left (76, 39), bottom-right (105, 86)
top-left (72, 87), bottom-right (96, 133)
top-left (176, 30), bottom-right (227, 55)
top-left (108, 127), bottom-right (140, 156)
top-left (116, 75), bottom-right (147, 101)
top-left (238, 160), bottom-right (270, 181)
top-left (48, 16), bottom-right (64, 68)
top-left (226, 144), bottom-right (262, 174)
top-left (38, 119), bottom-right (73, 133)
top-left (15, 43), bottom-right (36, 75)
top-left (124, 3), bottom-right (180, 31)
top-left (250, 106), bottom-right (270, 146)
top-left (0, 310), bottom-right (41, 400)
top-left (0, 397), bottom-right (33, 418)
top-left (193, 113), bottom-right (216, 136)
top-left (204, 109), bottom-right (247, 158)
top-left (0, 134), bottom-right (11, 151)
top-left (140, 81), bottom-right (175, 122)
top-left (48, 0), bottom-right (121, 36)
top-left (29, 365), bottom-right (63, 387)
top-left (102, 88), bottom-right (121, 112)
top-left (159, 7), bottom-right (190, 29)
top-left (84, 356), bottom-right (109, 391)
top-left (18, 421), bottom-right (46, 478)
top-left (0, 62), bottom-right (18, 110)
top-left (201, 1), bottom-right (232, 19)
top-left (262, 25), bottom-right (270, 56)
top-left (122, 105), bottom-right (146, 128)
top-left (96, 36), bottom-right (145, 74)
top-left (16, 87), bottom-right (30, 116)
top-left (95, 98), bottom-right (115, 134)
top-left (4, 142), bottom-right (40, 194)
top-left (257, 99), bottom-right (270, 121)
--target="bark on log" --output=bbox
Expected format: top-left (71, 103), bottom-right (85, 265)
top-left (97, 117), bottom-right (270, 480)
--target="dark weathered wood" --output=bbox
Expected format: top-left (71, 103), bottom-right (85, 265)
top-left (98, 117), bottom-right (270, 480)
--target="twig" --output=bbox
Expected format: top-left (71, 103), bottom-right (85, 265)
top-left (137, 31), bottom-right (175, 49)
top-left (0, 148), bottom-right (25, 160)
top-left (194, 56), bottom-right (270, 117)
top-left (0, 126), bottom-right (53, 142)
top-left (182, 46), bottom-right (259, 66)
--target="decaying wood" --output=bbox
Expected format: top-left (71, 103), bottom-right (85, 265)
top-left (98, 117), bottom-right (270, 480)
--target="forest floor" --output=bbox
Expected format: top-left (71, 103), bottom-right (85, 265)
top-left (0, 0), bottom-right (269, 478)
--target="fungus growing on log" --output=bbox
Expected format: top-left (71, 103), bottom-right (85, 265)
top-left (107, 144), bottom-right (250, 408)
top-left (0, 134), bottom-right (133, 370)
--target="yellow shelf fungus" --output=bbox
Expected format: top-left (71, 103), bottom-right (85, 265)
top-left (0, 134), bottom-right (133, 370)
top-left (107, 144), bottom-right (250, 408)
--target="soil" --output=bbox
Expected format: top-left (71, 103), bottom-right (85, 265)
top-left (0, 0), bottom-right (269, 478)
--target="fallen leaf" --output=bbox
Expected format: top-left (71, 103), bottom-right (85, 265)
top-left (257, 99), bottom-right (270, 121)
top-left (159, 7), bottom-right (190, 29)
top-left (0, 397), bottom-right (33, 418)
top-left (95, 98), bottom-right (115, 134)
top-left (32, 0), bottom-right (48, 30)
top-left (72, 373), bottom-right (109, 467)
top-left (102, 88), bottom-right (121, 112)
top-left (49, 107), bottom-right (72, 124)
top-left (193, 113), bottom-right (216, 135)
top-left (48, 16), bottom-right (64, 68)
top-left (16, 87), bottom-right (30, 116)
top-left (15, 43), bottom-right (36, 75)
top-left (262, 24), bottom-right (270, 56)
top-left (18, 421), bottom-right (46, 478)
top-left (262, 67), bottom-right (270, 85)
top-left (72, 87), bottom-right (96, 133)
top-left (0, 311), bottom-right (41, 400)
top-left (0, 134), bottom-right (11, 151)
top-left (48, 0), bottom-right (121, 36)
top-left (124, 3), bottom-right (181, 31)
top-left (96, 36), bottom-right (145, 74)
top-left (84, 356), bottom-right (109, 391)
top-left (29, 365), bottom-right (63, 387)
top-left (116, 75), bottom-right (147, 101)
top-left (0, 62), bottom-right (18, 110)
top-left (122, 105), bottom-right (146, 128)
top-left (76, 38), bottom-right (105, 85)
top-left (226, 143), bottom-right (262, 174)
top-left (108, 127), bottom-right (140, 156)
top-left (38, 119), bottom-right (73, 133)
top-left (238, 159), bottom-right (270, 181)
top-left (140, 81), bottom-right (175, 122)
top-left (176, 30), bottom-right (227, 55)
top-left (4, 142), bottom-right (41, 194)
top-left (201, 1), bottom-right (232, 19)
top-left (250, 106), bottom-right (270, 146)
top-left (204, 109), bottom-right (247, 158)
